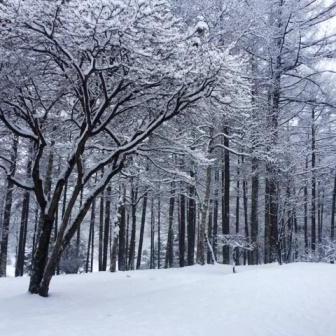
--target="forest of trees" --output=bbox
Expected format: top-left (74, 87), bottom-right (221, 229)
top-left (0, 0), bottom-right (336, 297)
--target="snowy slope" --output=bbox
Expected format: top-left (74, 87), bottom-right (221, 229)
top-left (0, 263), bottom-right (335, 336)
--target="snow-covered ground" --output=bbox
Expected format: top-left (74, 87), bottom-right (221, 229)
top-left (1, 263), bottom-right (335, 336)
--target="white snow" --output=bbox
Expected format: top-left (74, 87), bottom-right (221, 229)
top-left (222, 95), bottom-right (232, 104)
top-left (1, 263), bottom-right (336, 336)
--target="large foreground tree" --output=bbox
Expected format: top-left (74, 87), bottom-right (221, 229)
top-left (0, 0), bottom-right (222, 296)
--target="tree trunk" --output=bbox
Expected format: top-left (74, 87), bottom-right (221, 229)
top-left (187, 171), bottom-right (196, 266)
top-left (31, 206), bottom-right (39, 267)
top-left (179, 184), bottom-right (186, 267)
top-left (128, 181), bottom-right (138, 270)
top-left (150, 195), bottom-right (155, 269)
top-left (304, 156), bottom-right (309, 251)
top-left (250, 157), bottom-right (259, 265)
top-left (265, 174), bottom-right (279, 263)
top-left (165, 183), bottom-right (175, 268)
top-left (222, 125), bottom-right (230, 264)
top-left (207, 199), bottom-right (213, 264)
top-left (235, 165), bottom-right (240, 235)
top-left (76, 189), bottom-right (83, 259)
top-left (85, 199), bottom-right (96, 273)
top-left (15, 190), bottom-right (31, 277)
top-left (213, 166), bottom-right (219, 261)
top-left (311, 108), bottom-right (316, 253)
top-left (118, 187), bottom-right (126, 271)
top-left (29, 214), bottom-right (54, 293)
top-left (110, 236), bottom-right (118, 273)
top-left (110, 190), bottom-right (125, 273)
top-left (197, 165), bottom-right (212, 265)
top-left (125, 210), bottom-right (130, 270)
top-left (136, 190), bottom-right (148, 269)
top-left (98, 190), bottom-right (105, 271)
top-left (0, 136), bottom-right (18, 277)
top-left (331, 172), bottom-right (336, 241)
top-left (243, 177), bottom-right (249, 265)
top-left (15, 145), bottom-right (32, 277)
top-left (317, 183), bottom-right (323, 245)
top-left (235, 165), bottom-right (240, 266)
top-left (29, 146), bottom-right (56, 293)
top-left (102, 184), bottom-right (111, 271)
top-left (157, 189), bottom-right (162, 269)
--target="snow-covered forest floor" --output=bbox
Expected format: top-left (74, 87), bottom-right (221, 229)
top-left (1, 263), bottom-right (335, 336)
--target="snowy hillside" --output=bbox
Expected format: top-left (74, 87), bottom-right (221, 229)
top-left (1, 263), bottom-right (335, 336)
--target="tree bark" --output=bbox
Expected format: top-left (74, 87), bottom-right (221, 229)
top-left (250, 157), bottom-right (259, 264)
top-left (157, 189), bottom-right (162, 269)
top-left (197, 165), bottom-right (212, 265)
top-left (98, 189), bottom-right (105, 271)
top-left (15, 145), bottom-right (32, 277)
top-left (212, 166), bottom-right (219, 261)
top-left (207, 199), bottom-right (213, 264)
top-left (179, 184), bottom-right (186, 267)
top-left (150, 195), bottom-right (155, 269)
top-left (0, 136), bottom-right (18, 277)
top-left (85, 199), bottom-right (96, 273)
top-left (102, 183), bottom-right (111, 271)
top-left (29, 146), bottom-right (56, 293)
top-left (165, 183), bottom-right (175, 268)
top-left (136, 190), bottom-right (148, 270)
top-left (222, 125), bottom-right (230, 264)
top-left (128, 181), bottom-right (138, 270)
top-left (304, 156), bottom-right (309, 251)
top-left (187, 171), bottom-right (196, 266)
top-left (331, 172), bottom-right (336, 241)
top-left (118, 186), bottom-right (126, 271)
top-left (311, 108), bottom-right (316, 253)
top-left (243, 177), bottom-right (249, 265)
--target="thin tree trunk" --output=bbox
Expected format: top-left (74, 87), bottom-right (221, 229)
top-left (165, 183), bottom-right (175, 268)
top-left (15, 145), bottom-right (32, 277)
top-left (250, 157), bottom-right (259, 265)
top-left (317, 184), bottom-right (324, 244)
top-left (31, 206), bottom-right (39, 267)
top-left (236, 166), bottom-right (240, 234)
top-left (110, 190), bottom-right (125, 273)
top-left (15, 190), bottom-right (30, 277)
top-left (157, 189), bottom-right (161, 269)
top-left (207, 199), bottom-right (213, 264)
top-left (102, 184), bottom-right (111, 270)
top-left (76, 189), bottom-right (83, 259)
top-left (125, 210), bottom-right (130, 270)
top-left (150, 195), bottom-right (155, 269)
top-left (235, 165), bottom-right (240, 266)
top-left (85, 199), bottom-right (96, 273)
top-left (266, 174), bottom-right (279, 263)
top-left (331, 172), bottom-right (336, 241)
top-left (179, 183), bottom-right (186, 267)
top-left (128, 181), bottom-right (138, 270)
top-left (311, 108), bottom-right (316, 253)
top-left (243, 177), bottom-right (249, 265)
top-left (304, 156), bottom-right (309, 251)
top-left (222, 125), bottom-right (230, 264)
top-left (118, 186), bottom-right (126, 271)
top-left (213, 166), bottom-right (219, 261)
top-left (98, 189), bottom-right (105, 271)
top-left (136, 190), bottom-right (148, 270)
top-left (0, 136), bottom-right (18, 277)
top-left (187, 171), bottom-right (196, 266)
top-left (197, 165), bottom-right (212, 265)
top-left (90, 214), bottom-right (94, 272)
